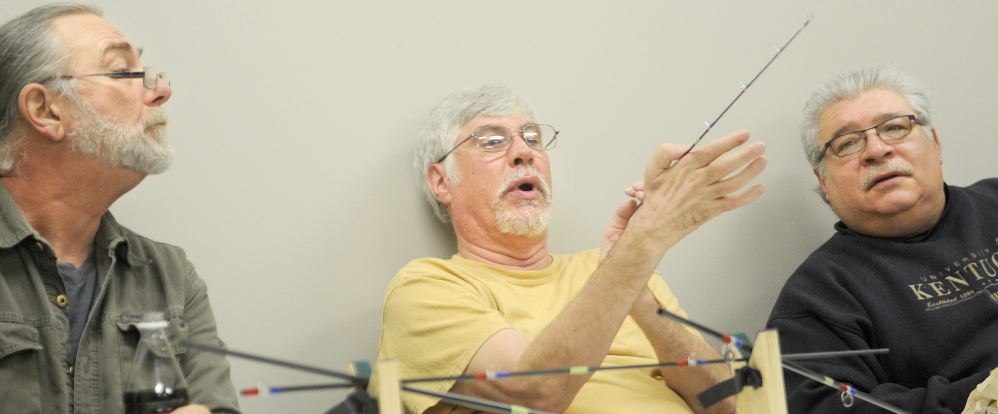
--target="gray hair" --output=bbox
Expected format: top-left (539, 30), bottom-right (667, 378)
top-left (414, 85), bottom-right (537, 224)
top-left (801, 66), bottom-right (932, 177)
top-left (0, 3), bottom-right (102, 173)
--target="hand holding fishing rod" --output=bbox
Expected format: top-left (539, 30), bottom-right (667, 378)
top-left (624, 130), bottom-right (767, 252)
top-left (600, 133), bottom-right (765, 266)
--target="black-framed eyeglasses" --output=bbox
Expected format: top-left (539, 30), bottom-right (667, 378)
top-left (40, 67), bottom-right (168, 90)
top-left (820, 114), bottom-right (919, 159)
top-left (436, 123), bottom-right (559, 163)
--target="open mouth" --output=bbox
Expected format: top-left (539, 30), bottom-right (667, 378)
top-left (504, 176), bottom-right (546, 201)
top-left (500, 167), bottom-right (550, 202)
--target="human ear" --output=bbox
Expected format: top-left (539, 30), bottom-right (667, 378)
top-left (426, 163), bottom-right (452, 206)
top-left (18, 83), bottom-right (67, 141)
top-left (928, 126), bottom-right (942, 164)
top-left (813, 167), bottom-right (829, 200)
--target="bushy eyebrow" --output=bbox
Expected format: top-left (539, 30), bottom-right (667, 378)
top-left (100, 41), bottom-right (143, 63)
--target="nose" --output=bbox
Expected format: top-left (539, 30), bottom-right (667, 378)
top-left (507, 131), bottom-right (535, 167)
top-left (145, 76), bottom-right (172, 106)
top-left (861, 128), bottom-right (894, 164)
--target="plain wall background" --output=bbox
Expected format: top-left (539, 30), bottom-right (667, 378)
top-left (3, 1), bottom-right (996, 412)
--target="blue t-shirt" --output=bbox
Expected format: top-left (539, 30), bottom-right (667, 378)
top-left (57, 253), bottom-right (98, 364)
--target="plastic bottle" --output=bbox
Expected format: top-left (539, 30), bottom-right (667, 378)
top-left (123, 312), bottom-right (190, 414)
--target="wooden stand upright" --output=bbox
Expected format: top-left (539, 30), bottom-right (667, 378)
top-left (735, 330), bottom-right (788, 414)
top-left (377, 359), bottom-right (403, 414)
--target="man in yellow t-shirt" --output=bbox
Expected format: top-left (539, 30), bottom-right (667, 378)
top-left (378, 85), bottom-right (768, 413)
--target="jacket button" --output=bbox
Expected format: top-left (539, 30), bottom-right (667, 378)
top-left (36, 242), bottom-right (44, 251)
top-left (67, 365), bottom-right (74, 376)
top-left (56, 295), bottom-right (69, 308)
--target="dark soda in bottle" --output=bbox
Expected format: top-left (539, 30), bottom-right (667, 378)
top-left (123, 388), bottom-right (189, 414)
top-left (123, 312), bottom-right (189, 414)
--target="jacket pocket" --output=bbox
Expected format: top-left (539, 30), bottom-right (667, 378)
top-left (0, 321), bottom-right (44, 414)
top-left (0, 320), bottom-right (42, 356)
top-left (115, 313), bottom-right (190, 360)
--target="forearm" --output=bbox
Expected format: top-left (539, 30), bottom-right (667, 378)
top-left (630, 288), bottom-right (734, 414)
top-left (455, 233), bottom-right (672, 411)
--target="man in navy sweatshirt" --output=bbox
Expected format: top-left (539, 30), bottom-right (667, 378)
top-left (767, 66), bottom-right (998, 414)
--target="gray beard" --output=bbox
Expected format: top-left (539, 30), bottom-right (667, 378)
top-left (66, 98), bottom-right (173, 174)
top-left (492, 198), bottom-right (551, 237)
top-left (489, 165), bottom-right (552, 237)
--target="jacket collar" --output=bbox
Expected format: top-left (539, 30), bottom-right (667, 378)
top-left (0, 182), bottom-right (39, 249)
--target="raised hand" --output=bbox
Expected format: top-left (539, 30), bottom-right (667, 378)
top-left (632, 130), bottom-right (767, 251)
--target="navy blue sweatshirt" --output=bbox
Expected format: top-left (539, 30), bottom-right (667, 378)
top-left (768, 178), bottom-right (998, 414)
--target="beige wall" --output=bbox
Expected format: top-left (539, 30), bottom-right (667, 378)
top-left (4, 1), bottom-right (996, 412)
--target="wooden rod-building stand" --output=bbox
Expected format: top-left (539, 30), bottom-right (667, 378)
top-left (374, 331), bottom-right (789, 414)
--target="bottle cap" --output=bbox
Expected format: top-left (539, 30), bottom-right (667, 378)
top-left (137, 311), bottom-right (169, 331)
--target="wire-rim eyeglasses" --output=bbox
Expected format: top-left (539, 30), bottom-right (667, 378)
top-left (37, 67), bottom-right (168, 90)
top-left (819, 114), bottom-right (919, 160)
top-left (436, 123), bottom-right (559, 164)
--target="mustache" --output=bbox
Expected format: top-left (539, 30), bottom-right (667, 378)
top-left (143, 108), bottom-right (169, 129)
top-left (497, 165), bottom-right (551, 197)
top-left (860, 159), bottom-right (914, 190)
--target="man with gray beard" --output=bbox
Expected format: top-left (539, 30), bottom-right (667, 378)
top-left (767, 67), bottom-right (998, 413)
top-left (376, 85), bottom-right (768, 414)
top-left (0, 4), bottom-right (238, 414)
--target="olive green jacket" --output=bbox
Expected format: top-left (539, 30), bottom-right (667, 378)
top-left (0, 185), bottom-right (240, 414)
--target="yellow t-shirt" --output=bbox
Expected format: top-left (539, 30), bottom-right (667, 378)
top-left (376, 249), bottom-right (697, 414)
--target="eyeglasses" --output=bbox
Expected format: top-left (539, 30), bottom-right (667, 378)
top-left (42, 67), bottom-right (168, 90)
top-left (820, 114), bottom-right (919, 159)
top-left (436, 124), bottom-right (559, 163)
